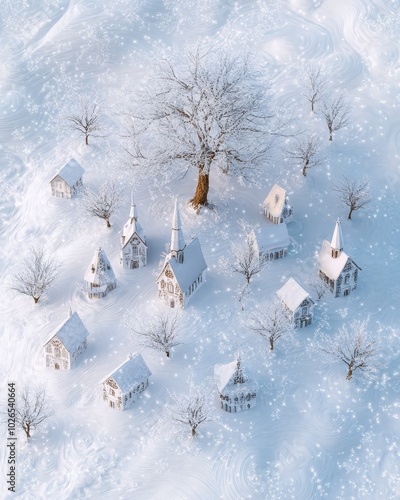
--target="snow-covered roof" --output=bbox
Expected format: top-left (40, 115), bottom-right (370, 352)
top-left (317, 240), bottom-right (355, 280)
top-left (84, 247), bottom-right (116, 286)
top-left (256, 222), bottom-right (290, 252)
top-left (44, 310), bottom-right (88, 352)
top-left (263, 184), bottom-right (287, 219)
top-left (171, 200), bottom-right (185, 253)
top-left (276, 277), bottom-right (313, 312)
top-left (50, 158), bottom-right (85, 186)
top-left (214, 356), bottom-right (257, 394)
top-left (160, 237), bottom-right (207, 292)
top-left (121, 195), bottom-right (146, 248)
top-left (100, 353), bottom-right (151, 394)
top-left (331, 219), bottom-right (344, 251)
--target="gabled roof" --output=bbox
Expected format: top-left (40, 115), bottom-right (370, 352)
top-left (256, 222), bottom-right (290, 252)
top-left (276, 278), bottom-right (313, 312)
top-left (317, 240), bottom-right (360, 280)
top-left (214, 356), bottom-right (257, 394)
top-left (263, 184), bottom-right (287, 219)
top-left (50, 159), bottom-right (85, 187)
top-left (121, 218), bottom-right (146, 248)
top-left (158, 237), bottom-right (207, 292)
top-left (100, 353), bottom-right (151, 394)
top-left (44, 311), bottom-right (88, 352)
top-left (84, 247), bottom-right (116, 287)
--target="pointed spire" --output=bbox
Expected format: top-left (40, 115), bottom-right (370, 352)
top-left (331, 218), bottom-right (344, 258)
top-left (68, 305), bottom-right (73, 318)
top-left (170, 199), bottom-right (185, 256)
top-left (129, 191), bottom-right (137, 222)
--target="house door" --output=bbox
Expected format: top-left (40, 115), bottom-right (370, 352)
top-left (170, 299), bottom-right (175, 308)
top-left (109, 401), bottom-right (115, 408)
top-left (344, 288), bottom-right (350, 296)
top-left (55, 363), bottom-right (60, 370)
top-left (130, 260), bottom-right (139, 269)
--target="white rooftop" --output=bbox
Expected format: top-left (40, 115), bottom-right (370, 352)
top-left (121, 196), bottom-right (146, 248)
top-left (100, 353), bottom-right (151, 394)
top-left (256, 222), bottom-right (290, 252)
top-left (84, 247), bottom-right (116, 286)
top-left (276, 277), bottom-right (312, 311)
top-left (50, 158), bottom-right (85, 187)
top-left (317, 240), bottom-right (352, 280)
top-left (214, 356), bottom-right (258, 394)
top-left (44, 310), bottom-right (88, 353)
top-left (263, 184), bottom-right (287, 219)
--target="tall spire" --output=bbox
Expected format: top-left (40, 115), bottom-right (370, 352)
top-left (331, 218), bottom-right (344, 258)
top-left (170, 199), bottom-right (185, 257)
top-left (129, 191), bottom-right (137, 222)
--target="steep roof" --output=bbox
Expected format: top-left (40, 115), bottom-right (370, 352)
top-left (158, 237), bottom-right (207, 292)
top-left (100, 353), bottom-right (151, 394)
top-left (276, 277), bottom-right (313, 312)
top-left (256, 222), bottom-right (290, 252)
top-left (331, 219), bottom-right (344, 251)
top-left (214, 356), bottom-right (258, 394)
top-left (50, 158), bottom-right (85, 187)
top-left (44, 310), bottom-right (88, 352)
top-left (317, 240), bottom-right (358, 280)
top-left (121, 194), bottom-right (146, 248)
top-left (84, 247), bottom-right (116, 287)
top-left (263, 184), bottom-right (287, 219)
top-left (171, 200), bottom-right (185, 253)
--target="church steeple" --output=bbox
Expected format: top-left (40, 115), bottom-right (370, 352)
top-left (170, 199), bottom-right (185, 262)
top-left (129, 191), bottom-right (137, 223)
top-left (331, 218), bottom-right (344, 258)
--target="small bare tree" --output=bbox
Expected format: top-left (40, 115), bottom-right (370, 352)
top-left (82, 181), bottom-right (123, 227)
top-left (321, 93), bottom-right (351, 141)
top-left (319, 319), bottom-right (379, 380)
top-left (9, 246), bottom-right (61, 303)
top-left (306, 277), bottom-right (329, 301)
top-left (168, 380), bottom-right (215, 437)
top-left (249, 299), bottom-right (293, 351)
top-left (231, 224), bottom-right (263, 285)
top-left (333, 176), bottom-right (371, 220)
top-left (15, 385), bottom-right (54, 441)
top-left (66, 99), bottom-right (102, 145)
top-left (285, 134), bottom-right (323, 176)
top-left (302, 64), bottom-right (327, 113)
top-left (126, 310), bottom-right (181, 358)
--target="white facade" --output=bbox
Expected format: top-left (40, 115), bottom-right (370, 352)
top-left (120, 194), bottom-right (147, 269)
top-left (263, 184), bottom-right (293, 224)
top-left (276, 278), bottom-right (315, 328)
top-left (100, 353), bottom-right (151, 411)
top-left (50, 159), bottom-right (85, 198)
top-left (256, 222), bottom-right (290, 261)
top-left (43, 309), bottom-right (88, 370)
top-left (84, 247), bottom-right (116, 299)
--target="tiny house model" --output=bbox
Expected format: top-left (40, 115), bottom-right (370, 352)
top-left (214, 353), bottom-right (258, 412)
top-left (256, 223), bottom-right (290, 261)
top-left (317, 219), bottom-right (361, 297)
top-left (44, 308), bottom-right (88, 370)
top-left (120, 193), bottom-right (147, 269)
top-left (84, 247), bottom-right (116, 299)
top-left (276, 277), bottom-right (315, 328)
top-left (156, 200), bottom-right (207, 308)
top-left (263, 184), bottom-right (293, 224)
top-left (100, 353), bottom-right (151, 410)
top-left (50, 158), bottom-right (85, 198)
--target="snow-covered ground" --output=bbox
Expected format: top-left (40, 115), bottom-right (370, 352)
top-left (1, 0), bottom-right (400, 498)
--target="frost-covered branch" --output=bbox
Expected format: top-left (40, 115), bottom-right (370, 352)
top-left (81, 181), bottom-right (124, 227)
top-left (302, 64), bottom-right (328, 113)
top-left (285, 133), bottom-right (323, 176)
top-left (321, 93), bottom-right (351, 141)
top-left (333, 176), bottom-right (371, 220)
top-left (14, 385), bottom-right (54, 441)
top-left (66, 99), bottom-right (103, 145)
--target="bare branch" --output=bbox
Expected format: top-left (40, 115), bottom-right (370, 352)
top-left (13, 385), bottom-right (54, 441)
top-left (65, 98), bottom-right (103, 145)
top-left (285, 133), bottom-right (324, 176)
top-left (321, 93), bottom-right (351, 141)
top-left (333, 176), bottom-right (371, 220)
top-left (81, 181), bottom-right (124, 227)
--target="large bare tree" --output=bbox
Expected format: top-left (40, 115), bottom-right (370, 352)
top-left (9, 246), bottom-right (61, 303)
top-left (81, 181), bottom-right (123, 227)
top-left (321, 93), bottom-right (351, 141)
top-left (14, 385), bottom-right (54, 441)
top-left (302, 64), bottom-right (327, 113)
top-left (285, 133), bottom-right (323, 177)
top-left (333, 176), bottom-right (371, 220)
top-left (249, 299), bottom-right (293, 351)
top-left (123, 46), bottom-right (285, 210)
top-left (66, 99), bottom-right (102, 145)
top-left (319, 319), bottom-right (379, 380)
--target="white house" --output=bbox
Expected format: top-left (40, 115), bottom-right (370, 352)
top-left (84, 247), bottom-right (116, 299)
top-left (256, 222), bottom-right (290, 261)
top-left (120, 193), bottom-right (147, 269)
top-left (100, 353), bottom-right (151, 410)
top-left (214, 353), bottom-right (258, 413)
top-left (317, 219), bottom-right (361, 298)
top-left (263, 184), bottom-right (293, 224)
top-left (276, 277), bottom-right (315, 328)
top-left (156, 200), bottom-right (207, 308)
top-left (44, 308), bottom-right (88, 370)
top-left (50, 158), bottom-right (85, 198)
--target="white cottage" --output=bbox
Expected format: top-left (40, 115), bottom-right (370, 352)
top-left (156, 200), bottom-right (207, 309)
top-left (317, 219), bottom-right (361, 298)
top-left (276, 278), bottom-right (315, 328)
top-left (100, 353), bottom-right (151, 410)
top-left (50, 158), bottom-right (85, 198)
top-left (263, 184), bottom-right (293, 224)
top-left (84, 247), bottom-right (116, 299)
top-left (44, 308), bottom-right (88, 370)
top-left (214, 353), bottom-right (258, 413)
top-left (256, 222), bottom-right (290, 261)
top-left (120, 193), bottom-right (147, 269)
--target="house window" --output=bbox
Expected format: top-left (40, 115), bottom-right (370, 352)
top-left (302, 307), bottom-right (307, 316)
top-left (344, 274), bottom-right (350, 285)
top-left (132, 245), bottom-right (138, 256)
top-left (168, 282), bottom-right (174, 293)
top-left (109, 401), bottom-right (115, 408)
top-left (161, 280), bottom-right (166, 289)
top-left (110, 388), bottom-right (115, 396)
top-left (61, 348), bottom-right (67, 358)
top-left (129, 392), bottom-right (132, 398)
top-left (46, 344), bottom-right (52, 353)
top-left (279, 249), bottom-right (283, 258)
top-left (54, 347), bottom-right (60, 358)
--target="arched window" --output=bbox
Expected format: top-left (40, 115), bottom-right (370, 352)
top-left (132, 244), bottom-right (138, 256)
top-left (344, 274), bottom-right (350, 285)
top-left (168, 282), bottom-right (174, 293)
top-left (161, 280), bottom-right (166, 289)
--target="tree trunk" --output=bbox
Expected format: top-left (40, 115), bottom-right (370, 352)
top-left (347, 207), bottom-right (353, 220)
top-left (346, 367), bottom-right (353, 380)
top-left (191, 427), bottom-right (196, 437)
top-left (106, 219), bottom-right (111, 228)
top-left (24, 423), bottom-right (31, 440)
top-left (269, 337), bottom-right (274, 350)
top-left (190, 167), bottom-right (209, 210)
top-left (85, 134), bottom-right (89, 146)
top-left (166, 351), bottom-right (170, 358)
top-left (33, 296), bottom-right (39, 304)
top-left (329, 130), bottom-right (333, 141)
top-left (302, 159), bottom-right (309, 177)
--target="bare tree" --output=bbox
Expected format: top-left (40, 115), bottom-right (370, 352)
top-left (126, 310), bottom-right (181, 358)
top-left (66, 99), bottom-right (102, 145)
top-left (333, 176), bottom-right (371, 220)
top-left (319, 319), bottom-right (379, 380)
top-left (285, 133), bottom-right (323, 176)
top-left (249, 299), bottom-right (293, 351)
top-left (168, 380), bottom-right (215, 437)
top-left (306, 277), bottom-right (329, 300)
top-left (82, 181), bottom-right (123, 227)
top-left (15, 385), bottom-right (54, 441)
top-left (321, 93), bottom-right (351, 141)
top-left (230, 223), bottom-right (263, 285)
top-left (9, 246), bottom-right (61, 303)
top-left (123, 45), bottom-right (287, 210)
top-left (302, 64), bottom-right (327, 113)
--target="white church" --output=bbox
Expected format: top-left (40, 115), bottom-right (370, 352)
top-left (156, 200), bottom-right (207, 308)
top-left (84, 247), bottom-right (117, 299)
top-left (120, 193), bottom-right (147, 269)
